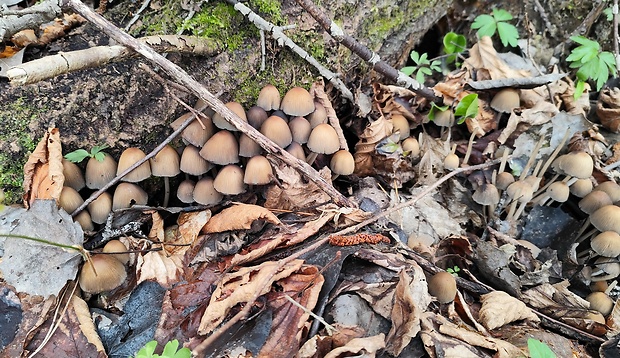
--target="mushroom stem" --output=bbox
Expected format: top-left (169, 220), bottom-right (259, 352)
top-left (519, 136), bottom-right (544, 180)
top-left (498, 148), bottom-right (510, 174)
top-left (331, 173), bottom-right (340, 181)
top-left (537, 129), bottom-right (570, 178)
top-left (462, 131), bottom-right (477, 166)
top-left (163, 177), bottom-right (170, 207)
top-left (533, 173), bottom-right (560, 197)
top-left (306, 152), bottom-right (318, 166)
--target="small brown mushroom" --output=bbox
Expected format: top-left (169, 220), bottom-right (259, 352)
top-left (570, 178), bottom-right (593, 198)
top-left (593, 181), bottom-right (620, 203)
top-left (180, 145), bottom-right (213, 176)
top-left (288, 116), bottom-right (312, 144)
top-left (212, 102), bottom-right (247, 131)
top-left (62, 158), bottom-right (85, 191)
top-left (428, 271), bottom-right (457, 304)
top-left (74, 210), bottom-right (94, 232)
top-left (443, 153), bottom-right (459, 170)
top-left (88, 192), bottom-right (113, 224)
top-left (472, 183), bottom-right (500, 219)
top-left (260, 115), bottom-right (293, 148)
top-left (193, 177), bottom-right (223, 205)
top-left (112, 182), bottom-right (148, 210)
top-left (306, 123), bottom-right (340, 165)
top-left (213, 165), bottom-right (246, 195)
top-left (390, 114), bottom-right (410, 141)
top-left (85, 153), bottom-right (117, 190)
top-left (102, 239), bottom-right (130, 265)
top-left (286, 142), bottom-right (306, 161)
top-left (307, 102), bottom-right (327, 128)
top-left (433, 109), bottom-right (455, 127)
top-left (177, 179), bottom-right (196, 204)
top-left (247, 106), bottom-right (269, 129)
top-left (200, 130), bottom-right (239, 165)
top-left (586, 291), bottom-right (614, 316)
top-left (79, 254), bottom-right (127, 294)
top-left (117, 147), bottom-right (151, 183)
top-left (330, 150), bottom-right (355, 180)
top-left (59, 186), bottom-right (84, 214)
top-left (490, 88), bottom-right (520, 113)
top-left (239, 133), bottom-right (263, 158)
top-left (401, 137), bottom-right (420, 158)
top-left (256, 84), bottom-right (281, 111)
top-left (280, 87), bottom-right (315, 117)
top-left (150, 145), bottom-right (181, 207)
top-left (244, 155), bottom-right (273, 185)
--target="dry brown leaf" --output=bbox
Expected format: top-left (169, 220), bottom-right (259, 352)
top-left (38, 14), bottom-right (86, 45)
top-left (463, 36), bottom-right (530, 81)
top-left (498, 101), bottom-right (558, 144)
top-left (324, 333), bottom-right (385, 358)
top-left (597, 86), bottom-right (620, 133)
top-left (147, 210), bottom-right (165, 243)
top-left (72, 294), bottom-right (105, 353)
top-left (258, 265), bottom-right (324, 357)
top-left (136, 250), bottom-right (182, 287)
top-left (176, 210), bottom-right (211, 252)
top-left (310, 79), bottom-right (348, 151)
top-left (478, 291), bottom-right (539, 330)
top-left (317, 204), bottom-right (372, 227)
top-left (264, 163), bottom-right (331, 211)
top-left (198, 259), bottom-right (304, 335)
top-left (202, 203), bottom-right (280, 234)
top-left (353, 116), bottom-right (393, 177)
top-left (22, 128), bottom-right (64, 208)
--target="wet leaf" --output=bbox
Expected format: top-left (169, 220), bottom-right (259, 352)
top-left (202, 204), bottom-right (280, 234)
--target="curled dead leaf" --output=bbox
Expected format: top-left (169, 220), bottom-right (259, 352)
top-left (478, 291), bottom-right (540, 330)
top-left (22, 128), bottom-right (64, 208)
top-left (264, 163), bottom-right (331, 211)
top-left (202, 203), bottom-right (280, 234)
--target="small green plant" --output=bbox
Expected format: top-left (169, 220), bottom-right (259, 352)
top-left (64, 144), bottom-right (109, 163)
top-left (428, 103), bottom-right (450, 121)
top-left (527, 338), bottom-right (556, 358)
top-left (442, 32), bottom-right (467, 64)
top-left (566, 35), bottom-right (617, 99)
top-left (134, 340), bottom-right (191, 358)
top-left (454, 93), bottom-right (479, 124)
top-left (401, 50), bottom-right (442, 84)
top-left (471, 9), bottom-right (519, 47)
top-left (446, 265), bottom-right (461, 277)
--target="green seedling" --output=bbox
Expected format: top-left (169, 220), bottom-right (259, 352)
top-left (566, 36), bottom-right (616, 99)
top-left (446, 265), bottom-right (460, 277)
top-left (401, 50), bottom-right (442, 84)
top-left (65, 144), bottom-right (110, 163)
top-left (527, 338), bottom-right (556, 358)
top-left (135, 340), bottom-right (191, 358)
top-left (443, 32), bottom-right (467, 64)
top-left (428, 103), bottom-right (450, 121)
top-left (454, 93), bottom-right (479, 124)
top-left (471, 9), bottom-right (519, 47)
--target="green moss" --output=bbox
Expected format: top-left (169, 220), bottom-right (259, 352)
top-left (364, 6), bottom-right (405, 41)
top-left (248, 0), bottom-right (284, 25)
top-left (0, 98), bottom-right (45, 204)
top-left (290, 31), bottom-right (326, 61)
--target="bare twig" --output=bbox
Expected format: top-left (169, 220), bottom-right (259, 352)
top-left (224, 0), bottom-right (354, 103)
top-left (0, 0), bottom-right (63, 41)
top-left (294, 0), bottom-right (440, 102)
top-left (64, 0), bottom-right (354, 209)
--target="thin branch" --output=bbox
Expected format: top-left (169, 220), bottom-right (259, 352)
top-left (0, 0), bottom-right (63, 41)
top-left (225, 0), bottom-right (354, 103)
top-left (64, 0), bottom-right (354, 209)
top-left (294, 0), bottom-right (440, 102)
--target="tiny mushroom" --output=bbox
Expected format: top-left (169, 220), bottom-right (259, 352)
top-left (256, 84), bottom-right (281, 111)
top-left (112, 182), bottom-right (148, 210)
top-left (306, 123), bottom-right (340, 165)
top-left (213, 165), bottom-right (246, 195)
top-left (79, 254), bottom-right (127, 294)
top-left (288, 116), bottom-right (312, 144)
top-left (85, 153), bottom-right (118, 189)
top-left (443, 153), bottom-right (459, 170)
top-left (286, 142), bottom-right (307, 161)
top-left (557, 151), bottom-right (594, 185)
top-left (74, 211), bottom-right (94, 232)
top-left (590, 204), bottom-right (620, 234)
top-left (280, 87), bottom-right (315, 117)
top-left (433, 109), bottom-right (454, 127)
top-left (117, 147), bottom-right (151, 183)
top-left (307, 102), bottom-right (327, 128)
top-left (244, 155), bottom-right (273, 185)
top-left (88, 192), bottom-right (113, 224)
top-left (193, 177), bottom-right (223, 205)
top-left (593, 181), bottom-right (620, 203)
top-left (490, 88), bottom-right (520, 113)
top-left (171, 112), bottom-right (215, 147)
top-left (180, 145), bottom-right (213, 176)
top-left (150, 145), bottom-right (181, 207)
top-left (62, 158), bottom-right (85, 191)
top-left (59, 186), bottom-right (84, 214)
top-left (390, 114), bottom-right (410, 141)
top-left (591, 231), bottom-right (620, 258)
top-left (103, 239), bottom-right (130, 265)
top-left (428, 271), bottom-right (457, 304)
top-left (401, 137), bottom-right (420, 158)
top-left (495, 172), bottom-right (515, 191)
top-left (586, 292), bottom-right (614, 316)
top-left (177, 179), bottom-right (196, 204)
top-left (579, 190), bottom-right (613, 215)
top-left (260, 115), bottom-right (293, 148)
top-left (591, 256), bottom-right (620, 282)
top-left (570, 178), bottom-right (593, 198)
top-left (472, 183), bottom-right (500, 218)
top-left (330, 150), bottom-right (355, 180)
top-left (212, 101), bottom-right (247, 131)
top-left (239, 133), bottom-right (263, 158)
top-left (200, 130), bottom-right (240, 165)
top-left (247, 106), bottom-right (269, 129)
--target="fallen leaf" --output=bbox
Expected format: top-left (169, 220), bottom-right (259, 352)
top-left (353, 116), bottom-right (393, 177)
top-left (310, 79), bottom-right (348, 150)
top-left (463, 36), bottom-right (530, 81)
top-left (264, 163), bottom-right (331, 211)
top-left (136, 250), bottom-right (182, 288)
top-left (478, 291), bottom-right (540, 330)
top-left (198, 259), bottom-right (304, 335)
top-left (202, 203), bottom-right (280, 234)
top-left (324, 333), bottom-right (385, 358)
top-left (72, 294), bottom-right (105, 353)
top-left (498, 101), bottom-right (558, 144)
top-left (22, 128), bottom-right (64, 208)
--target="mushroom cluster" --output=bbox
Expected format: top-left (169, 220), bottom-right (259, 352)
top-left (61, 84), bottom-right (355, 231)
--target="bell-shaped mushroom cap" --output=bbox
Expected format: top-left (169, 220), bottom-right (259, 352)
top-left (594, 181), bottom-right (620, 203)
top-left (586, 292), bottom-right (614, 316)
top-left (182, 116), bottom-right (215, 147)
top-left (286, 142), bottom-right (306, 161)
top-left (79, 254), bottom-right (127, 294)
top-left (288, 116), bottom-right (312, 144)
top-left (85, 153), bottom-right (117, 189)
top-left (112, 182), bottom-right (148, 210)
top-left (247, 106), bottom-right (269, 129)
top-left (428, 271), bottom-right (457, 303)
top-left (213, 165), bottom-right (246, 195)
top-left (260, 115), bottom-right (293, 148)
top-left (443, 153), bottom-right (459, 170)
top-left (177, 179), bottom-right (196, 204)
top-left (88, 192), bottom-right (113, 224)
top-left (579, 190), bottom-right (612, 215)
top-left (243, 155), bottom-right (272, 185)
top-left (239, 133), bottom-right (263, 157)
top-left (402, 137), bottom-right (420, 158)
top-left (193, 177), bottom-right (223, 205)
top-left (150, 145), bottom-right (181, 177)
top-left (62, 159), bottom-right (85, 191)
top-left (59, 186), bottom-right (84, 214)
top-left (390, 114), bottom-right (410, 141)
top-left (496, 172), bottom-right (515, 191)
top-left (570, 178), bottom-right (593, 198)
top-left (307, 123), bottom-right (340, 155)
top-left (330, 150), bottom-right (355, 176)
top-left (433, 109), bottom-right (454, 127)
top-left (557, 152), bottom-right (593, 179)
top-left (212, 102), bottom-right (247, 131)
top-left (281, 87), bottom-right (315, 116)
top-left (591, 231), bottom-right (620, 257)
top-left (307, 102), bottom-right (327, 128)
top-left (117, 147), bottom-right (151, 182)
top-left (472, 183), bottom-right (500, 205)
top-left (590, 205), bottom-right (620, 234)
top-left (103, 239), bottom-right (130, 265)
top-left (490, 88), bottom-right (520, 113)
top-left (200, 130), bottom-right (239, 165)
top-left (547, 181), bottom-right (570, 202)
top-left (74, 210), bottom-right (94, 231)
top-left (592, 256), bottom-right (620, 281)
top-left (256, 84), bottom-right (281, 111)
top-left (271, 110), bottom-right (288, 121)
top-left (180, 145), bottom-right (213, 176)
top-left (506, 180), bottom-right (534, 202)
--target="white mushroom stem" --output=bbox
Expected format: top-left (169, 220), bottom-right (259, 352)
top-left (306, 152), bottom-right (318, 166)
top-left (537, 129), bottom-right (570, 177)
top-left (519, 137), bottom-right (544, 180)
top-left (605, 281), bottom-right (618, 295)
top-left (533, 173), bottom-right (560, 197)
top-left (462, 131), bottom-right (477, 166)
top-left (513, 201), bottom-right (529, 220)
top-left (498, 148), bottom-right (510, 174)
